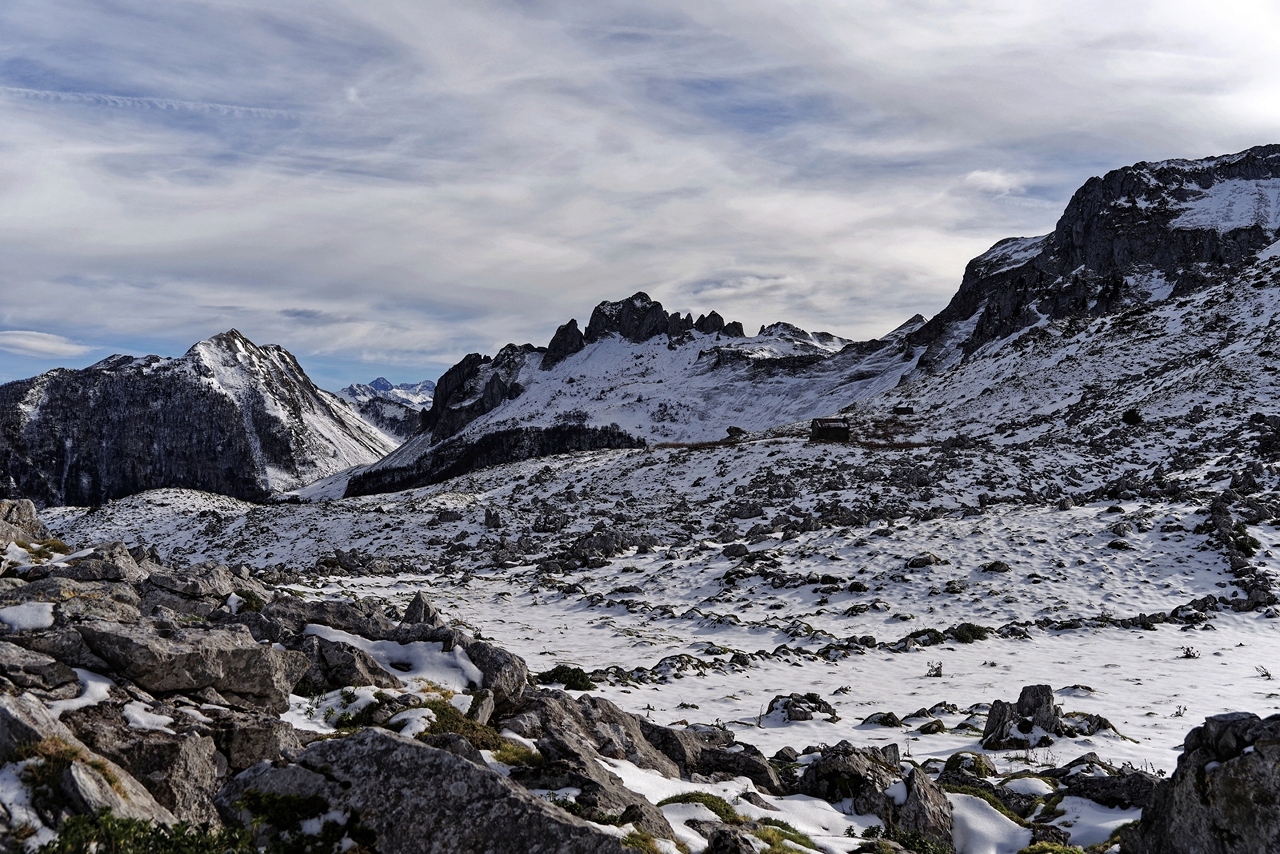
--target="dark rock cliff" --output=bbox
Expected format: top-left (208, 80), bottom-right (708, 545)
top-left (911, 144), bottom-right (1280, 369)
top-left (0, 330), bottom-right (395, 506)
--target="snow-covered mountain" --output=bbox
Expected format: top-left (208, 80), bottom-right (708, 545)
top-left (908, 143), bottom-right (1280, 372)
top-left (346, 143), bottom-right (1280, 497)
top-left (336, 377), bottom-right (436, 442)
top-left (338, 377), bottom-right (436, 409)
top-left (0, 330), bottom-right (398, 506)
top-left (345, 295), bottom-right (918, 495)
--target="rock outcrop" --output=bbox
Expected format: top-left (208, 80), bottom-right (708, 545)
top-left (1123, 712), bottom-right (1280, 854)
top-left (217, 728), bottom-right (633, 854)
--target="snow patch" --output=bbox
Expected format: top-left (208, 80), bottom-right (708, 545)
top-left (0, 602), bottom-right (54, 631)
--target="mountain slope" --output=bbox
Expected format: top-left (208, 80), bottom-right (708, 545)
top-left (336, 377), bottom-right (436, 442)
top-left (0, 330), bottom-right (397, 506)
top-left (345, 294), bottom-right (921, 495)
top-left (910, 143), bottom-right (1280, 371)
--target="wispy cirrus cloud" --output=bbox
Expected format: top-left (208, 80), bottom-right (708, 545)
top-left (1, 0), bottom-right (1278, 388)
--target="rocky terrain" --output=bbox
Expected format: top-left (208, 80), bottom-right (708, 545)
top-left (2, 144), bottom-right (1280, 852)
top-left (0, 331), bottom-right (398, 506)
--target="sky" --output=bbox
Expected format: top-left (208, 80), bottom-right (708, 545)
top-left (2, 0), bottom-right (1280, 390)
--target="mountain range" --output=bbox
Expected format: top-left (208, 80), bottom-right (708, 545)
top-left (3, 143), bottom-right (1280, 507)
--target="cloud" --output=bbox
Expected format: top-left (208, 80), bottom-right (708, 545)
top-left (0, 330), bottom-right (93, 357)
top-left (1, 0), bottom-right (1279, 388)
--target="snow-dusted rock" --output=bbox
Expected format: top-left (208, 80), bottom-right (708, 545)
top-left (217, 728), bottom-right (633, 854)
top-left (1123, 712), bottom-right (1280, 854)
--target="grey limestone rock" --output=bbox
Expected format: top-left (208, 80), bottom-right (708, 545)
top-left (217, 728), bottom-right (633, 854)
top-left (297, 633), bottom-right (402, 692)
top-left (0, 499), bottom-right (49, 542)
top-left (0, 641), bottom-right (78, 692)
top-left (1123, 712), bottom-right (1280, 854)
top-left (75, 620), bottom-right (307, 712)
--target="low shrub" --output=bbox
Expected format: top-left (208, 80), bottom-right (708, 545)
top-left (37, 810), bottom-right (253, 854)
top-left (536, 665), bottom-right (595, 690)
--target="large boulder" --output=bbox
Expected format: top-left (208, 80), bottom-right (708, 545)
top-left (262, 594), bottom-right (397, 640)
top-left (0, 499), bottom-right (49, 543)
top-left (898, 767), bottom-right (954, 852)
top-left (75, 620), bottom-right (307, 711)
top-left (1123, 712), bottom-right (1280, 854)
top-left (297, 633), bottom-right (402, 692)
top-left (0, 693), bottom-right (176, 826)
top-left (982, 684), bottom-right (1062, 750)
top-left (0, 577), bottom-right (141, 625)
top-left (796, 740), bottom-right (900, 816)
top-left (216, 728), bottom-right (633, 854)
top-left (63, 700), bottom-right (223, 825)
top-left (0, 641), bottom-right (78, 693)
top-left (49, 542), bottom-right (147, 584)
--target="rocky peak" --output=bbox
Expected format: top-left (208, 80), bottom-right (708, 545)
top-left (911, 143), bottom-right (1280, 371)
top-left (581, 292), bottom-right (744, 345)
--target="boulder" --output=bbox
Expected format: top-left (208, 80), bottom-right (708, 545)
top-left (50, 542), bottom-right (146, 584)
top-left (767, 692), bottom-right (836, 722)
top-left (63, 701), bottom-right (223, 825)
top-left (1122, 712), bottom-right (1280, 854)
top-left (400, 591), bottom-right (447, 629)
top-left (796, 740), bottom-right (899, 816)
top-left (0, 641), bottom-right (78, 692)
top-left (75, 620), bottom-right (307, 712)
top-left (0, 577), bottom-right (141, 625)
top-left (0, 693), bottom-right (176, 825)
top-left (0, 499), bottom-right (49, 542)
top-left (297, 634), bottom-right (402, 692)
top-left (261, 595), bottom-right (398, 640)
top-left (897, 767), bottom-right (954, 851)
top-left (217, 728), bottom-right (633, 854)
top-left (982, 684), bottom-right (1063, 750)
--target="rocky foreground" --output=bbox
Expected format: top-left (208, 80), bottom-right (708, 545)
top-left (0, 497), bottom-right (1276, 853)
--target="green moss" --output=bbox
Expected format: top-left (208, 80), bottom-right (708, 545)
top-left (753, 820), bottom-right (818, 852)
top-left (536, 665), bottom-right (596, 690)
top-left (656, 792), bottom-right (743, 824)
top-left (16, 738), bottom-right (121, 796)
top-left (234, 588), bottom-right (266, 612)
top-left (949, 622), bottom-right (992, 643)
top-left (491, 740), bottom-right (543, 767)
top-left (238, 790), bottom-right (377, 853)
top-left (621, 831), bottom-right (663, 853)
top-left (1016, 844), bottom-right (1082, 854)
top-left (546, 793), bottom-right (626, 826)
top-left (420, 699), bottom-right (507, 750)
top-left (886, 828), bottom-right (951, 854)
top-left (37, 809), bottom-right (254, 854)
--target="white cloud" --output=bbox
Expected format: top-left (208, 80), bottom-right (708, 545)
top-left (0, 0), bottom-right (1279, 386)
top-left (0, 331), bottom-right (93, 357)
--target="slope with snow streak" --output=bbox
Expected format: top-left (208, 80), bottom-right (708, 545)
top-left (0, 329), bottom-right (397, 505)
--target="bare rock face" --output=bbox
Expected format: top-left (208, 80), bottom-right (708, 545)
top-left (297, 634), bottom-right (402, 692)
top-left (911, 144), bottom-right (1280, 370)
top-left (217, 728), bottom-right (633, 854)
top-left (63, 700), bottom-right (223, 825)
top-left (796, 740), bottom-right (900, 816)
top-left (897, 767), bottom-right (954, 852)
top-left (75, 620), bottom-right (307, 712)
top-left (982, 684), bottom-right (1061, 750)
top-left (1123, 712), bottom-right (1280, 854)
top-left (0, 329), bottom-right (396, 506)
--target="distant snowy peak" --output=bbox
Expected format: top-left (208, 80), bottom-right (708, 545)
top-left (338, 377), bottom-right (435, 409)
top-left (909, 143), bottom-right (1280, 373)
top-left (0, 329), bottom-right (397, 506)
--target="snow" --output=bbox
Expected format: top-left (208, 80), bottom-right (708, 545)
top-left (123, 701), bottom-right (176, 734)
top-left (388, 707), bottom-right (437, 738)
top-left (302, 624), bottom-right (483, 691)
top-left (1261, 239), bottom-right (1280, 260)
top-left (1170, 178), bottom-right (1280, 233)
top-left (0, 602), bottom-right (54, 631)
top-left (1000, 777), bottom-right (1055, 797)
top-left (47, 669), bottom-right (115, 718)
top-left (1050, 795), bottom-right (1142, 847)
top-left (973, 235), bottom-right (1048, 276)
top-left (948, 793), bottom-right (1032, 854)
top-left (0, 762), bottom-right (57, 850)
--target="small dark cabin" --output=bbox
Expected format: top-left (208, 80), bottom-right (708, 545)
top-left (810, 417), bottom-right (851, 443)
